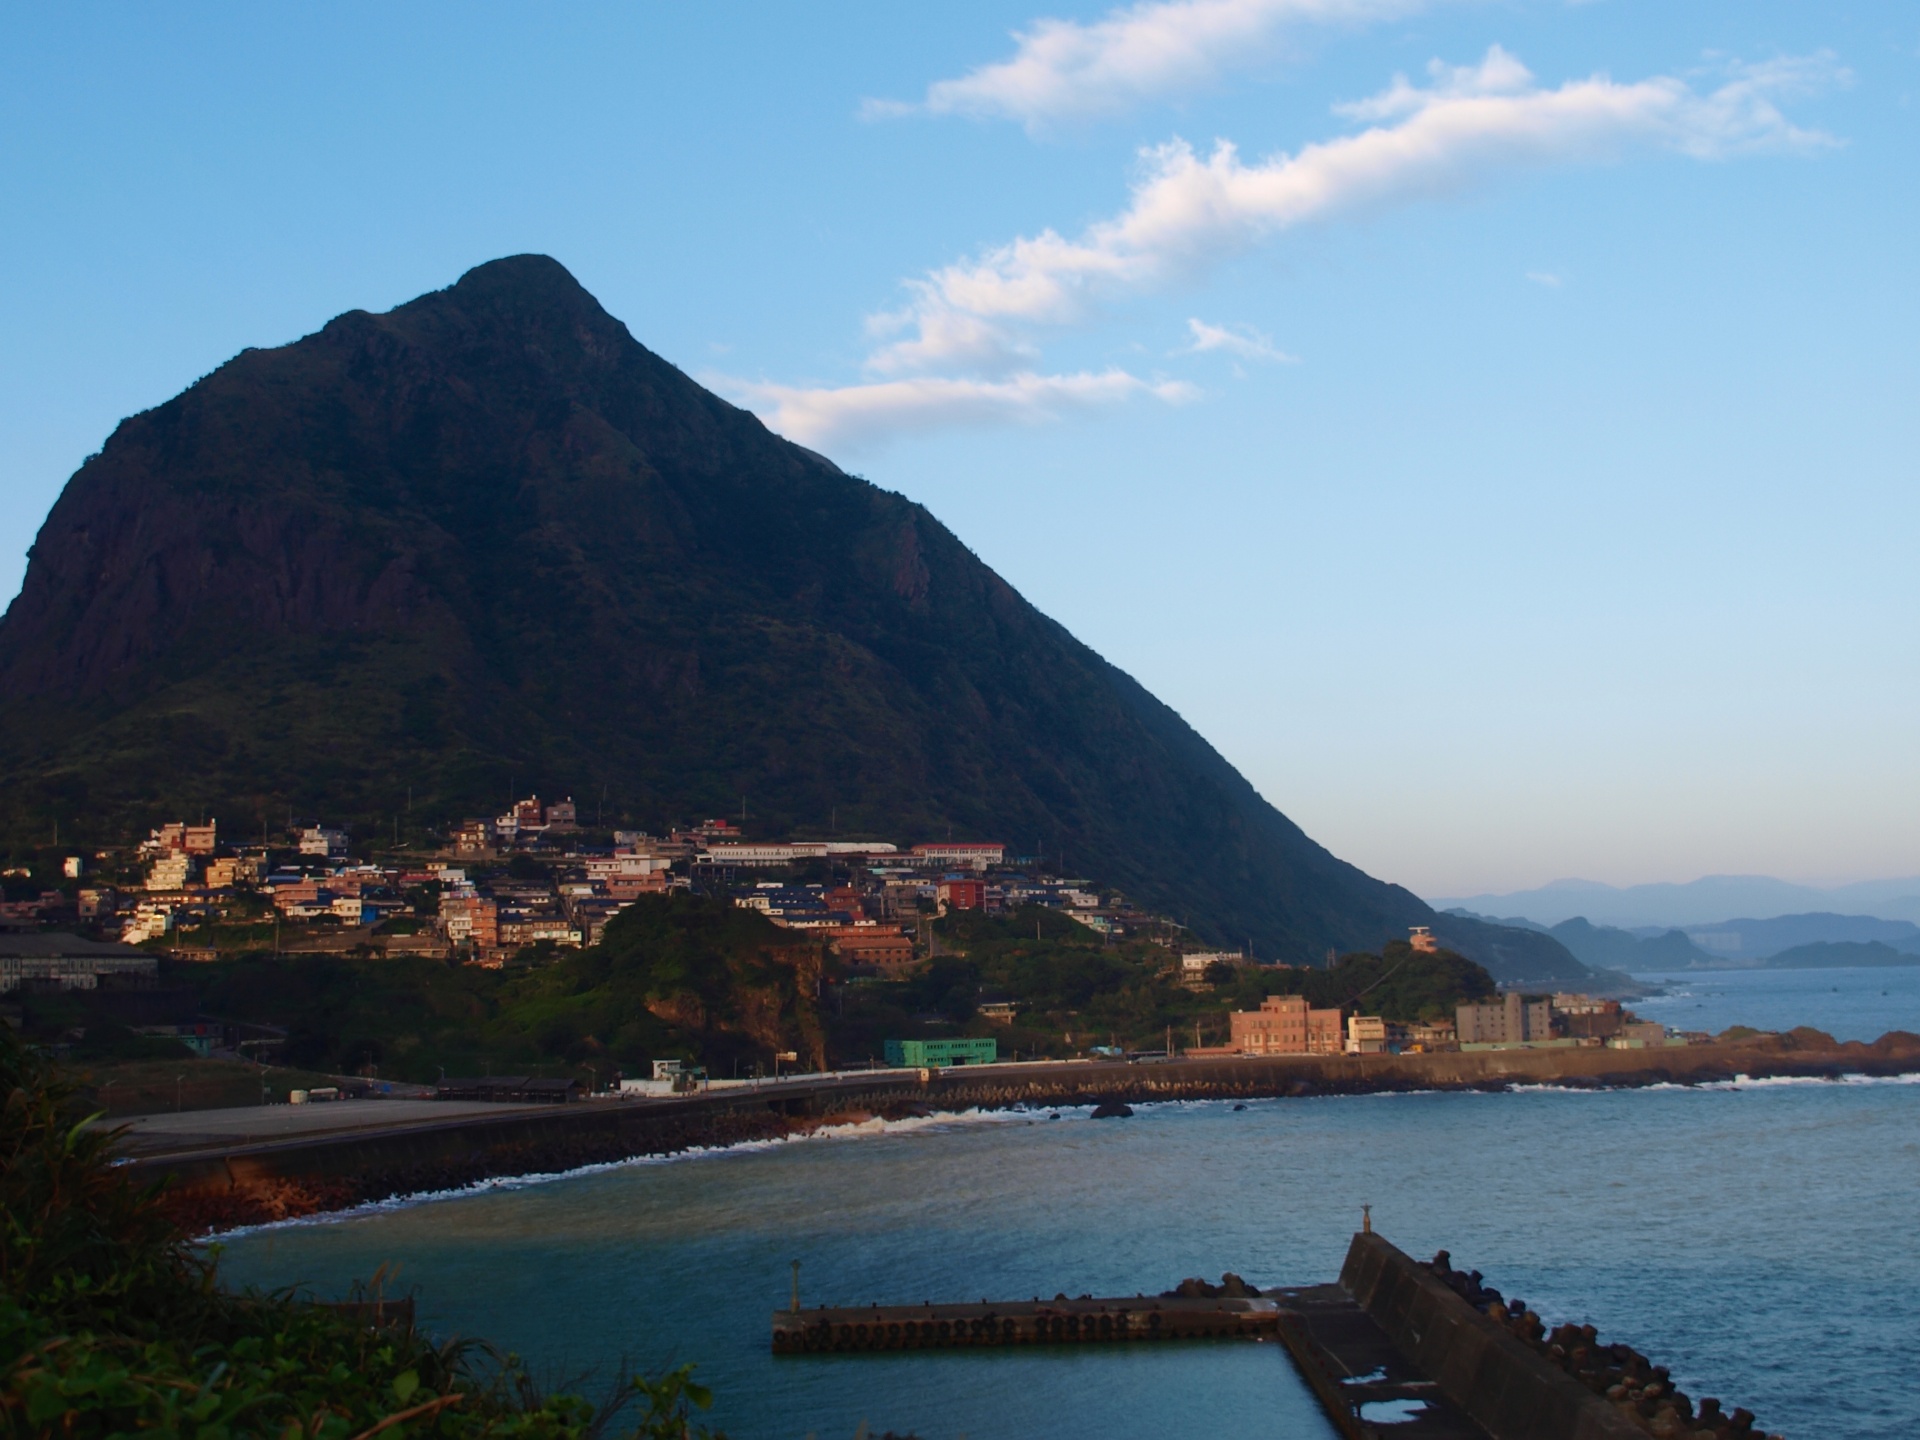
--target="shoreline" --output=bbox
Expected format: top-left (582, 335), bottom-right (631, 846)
top-left (137, 1031), bottom-right (1920, 1235)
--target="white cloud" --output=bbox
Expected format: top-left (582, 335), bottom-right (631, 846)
top-left (740, 47), bottom-right (1837, 450)
top-left (867, 48), bottom-right (1840, 376)
top-left (1180, 318), bottom-right (1299, 361)
top-left (1332, 43), bottom-right (1535, 122)
top-left (723, 370), bottom-right (1197, 450)
top-left (866, 0), bottom-right (1428, 129)
top-left (1525, 270), bottom-right (1562, 287)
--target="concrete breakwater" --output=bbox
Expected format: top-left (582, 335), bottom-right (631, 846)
top-left (1342, 1233), bottom-right (1783, 1439)
top-left (769, 1294), bottom-right (1282, 1353)
top-left (131, 1032), bottom-right (1920, 1234)
top-left (766, 1233), bottom-right (1782, 1440)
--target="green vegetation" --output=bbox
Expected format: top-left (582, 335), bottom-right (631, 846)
top-left (171, 894), bottom-right (825, 1083)
top-left (126, 900), bottom-right (1497, 1083)
top-left (833, 909), bottom-right (1495, 1059)
top-left (1224, 941), bottom-right (1498, 1024)
top-left (2, 1031), bottom-right (721, 1438)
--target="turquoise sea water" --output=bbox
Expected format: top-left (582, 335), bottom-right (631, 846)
top-left (218, 971), bottom-right (1920, 1439)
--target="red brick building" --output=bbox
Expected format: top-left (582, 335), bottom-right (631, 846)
top-left (937, 879), bottom-right (986, 911)
top-left (829, 929), bottom-right (916, 971)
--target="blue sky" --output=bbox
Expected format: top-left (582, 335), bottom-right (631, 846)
top-left (2, 2), bottom-right (1915, 897)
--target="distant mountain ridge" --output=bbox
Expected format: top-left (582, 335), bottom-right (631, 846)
top-left (1674, 913), bottom-right (1920, 963)
top-left (0, 254), bottom-right (1579, 980)
top-left (1442, 911), bottom-right (1713, 976)
top-left (1449, 905), bottom-right (1920, 972)
top-left (1434, 875), bottom-right (1920, 930)
top-left (1757, 941), bottom-right (1920, 970)
top-left (1548, 917), bottom-right (1714, 973)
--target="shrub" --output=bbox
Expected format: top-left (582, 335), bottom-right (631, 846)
top-left (0, 1032), bottom-right (721, 1439)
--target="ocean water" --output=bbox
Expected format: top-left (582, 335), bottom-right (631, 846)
top-left (216, 969), bottom-right (1920, 1440)
top-left (1630, 964), bottom-right (1920, 1042)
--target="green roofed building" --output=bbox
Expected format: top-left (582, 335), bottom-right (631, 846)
top-left (885, 1038), bottom-right (998, 1068)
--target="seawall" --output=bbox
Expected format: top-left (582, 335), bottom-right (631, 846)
top-left (1341, 1232), bottom-right (1647, 1439)
top-left (134, 1033), bottom-right (1919, 1233)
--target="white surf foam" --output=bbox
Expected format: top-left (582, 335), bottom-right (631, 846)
top-left (206, 1103), bottom-right (1090, 1238)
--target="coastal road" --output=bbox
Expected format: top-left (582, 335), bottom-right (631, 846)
top-left (106, 1098), bottom-right (558, 1157)
top-left (100, 1069), bottom-right (933, 1161)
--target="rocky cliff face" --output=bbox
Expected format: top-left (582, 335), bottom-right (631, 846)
top-left (0, 255), bottom-right (1582, 974)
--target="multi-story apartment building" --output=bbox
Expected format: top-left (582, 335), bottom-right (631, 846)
top-left (1456, 994), bottom-right (1553, 1045)
top-left (911, 842), bottom-right (1004, 870)
top-left (1228, 994), bottom-right (1344, 1056)
top-left (440, 892), bottom-right (499, 949)
top-left (146, 854), bottom-right (197, 891)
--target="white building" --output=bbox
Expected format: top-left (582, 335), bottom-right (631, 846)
top-left (1346, 1015), bottom-right (1388, 1054)
top-left (911, 842), bottom-right (1004, 870)
top-left (299, 826), bottom-right (349, 858)
top-left (1, 934), bottom-right (160, 992)
top-left (696, 843), bottom-right (826, 867)
top-left (585, 853), bottom-right (673, 880)
top-left (146, 854), bottom-right (197, 891)
top-left (1181, 951), bottom-right (1237, 977)
top-left (121, 904), bottom-right (177, 945)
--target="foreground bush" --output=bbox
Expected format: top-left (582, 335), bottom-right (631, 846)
top-left (0, 1033), bottom-right (718, 1439)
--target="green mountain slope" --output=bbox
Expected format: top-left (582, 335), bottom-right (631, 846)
top-left (0, 255), bottom-right (1578, 972)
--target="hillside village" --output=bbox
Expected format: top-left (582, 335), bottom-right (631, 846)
top-left (1, 797), bottom-right (1692, 1073)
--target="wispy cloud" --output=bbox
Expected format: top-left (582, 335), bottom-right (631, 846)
top-left (1179, 318), bottom-right (1299, 361)
top-left (862, 49), bottom-right (1841, 378)
top-left (1525, 270), bottom-right (1562, 287)
top-left (724, 370), bottom-right (1196, 450)
top-left (865, 0), bottom-right (1429, 130)
top-left (734, 47), bottom-right (1838, 449)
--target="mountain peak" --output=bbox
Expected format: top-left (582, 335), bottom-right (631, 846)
top-left (431, 253), bottom-right (612, 326)
top-left (454, 251), bottom-right (584, 291)
top-left (0, 260), bottom-right (1577, 976)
